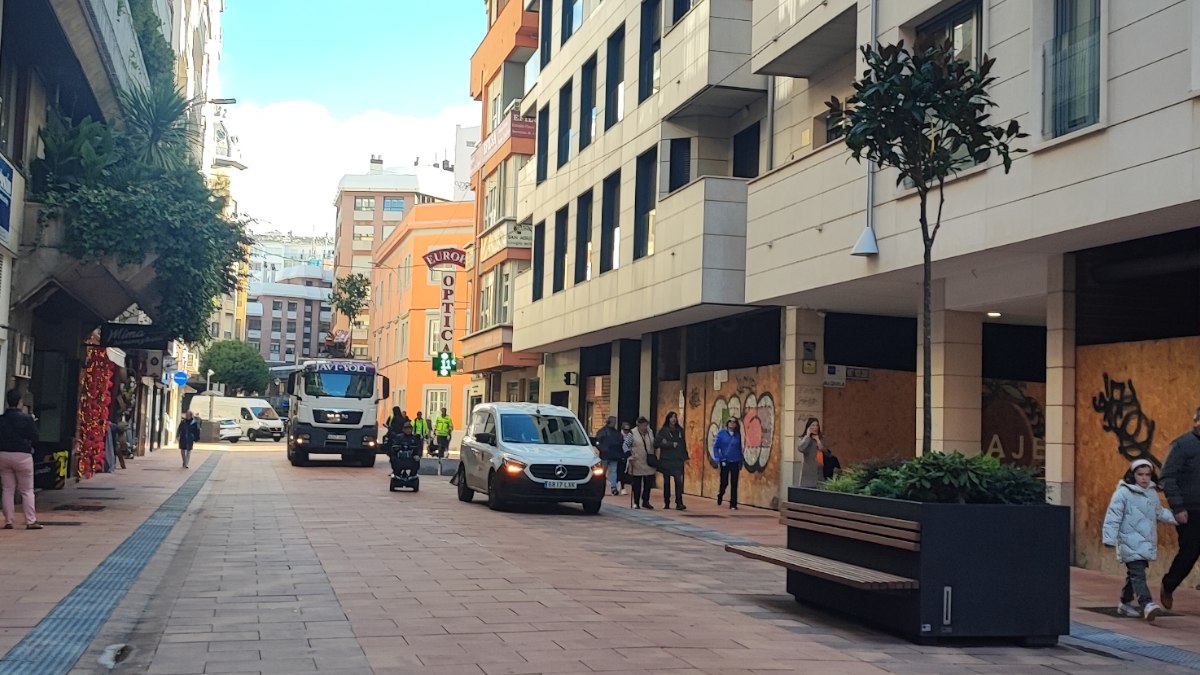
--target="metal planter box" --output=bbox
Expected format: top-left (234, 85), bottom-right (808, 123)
top-left (786, 487), bottom-right (1070, 646)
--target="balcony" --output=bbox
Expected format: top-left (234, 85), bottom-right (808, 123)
top-left (470, 110), bottom-right (537, 178)
top-left (51, 0), bottom-right (150, 119)
top-left (512, 176), bottom-right (750, 353)
top-left (462, 324), bottom-right (541, 373)
top-left (744, 142), bottom-right (866, 305)
top-left (751, 0), bottom-right (856, 77)
top-left (271, 331), bottom-right (282, 340)
top-left (247, 329), bottom-right (262, 340)
top-left (660, 0), bottom-right (767, 118)
top-left (470, 0), bottom-right (540, 99)
top-left (477, 219), bottom-right (534, 264)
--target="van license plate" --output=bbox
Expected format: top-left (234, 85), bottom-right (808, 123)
top-left (544, 481), bottom-right (575, 489)
top-left (328, 434), bottom-right (346, 441)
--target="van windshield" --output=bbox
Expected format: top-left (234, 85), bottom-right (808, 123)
top-left (250, 406), bottom-right (279, 420)
top-left (305, 373), bottom-right (374, 399)
top-left (500, 413), bottom-right (590, 446)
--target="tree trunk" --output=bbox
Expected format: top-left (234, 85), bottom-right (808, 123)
top-left (922, 238), bottom-right (933, 456)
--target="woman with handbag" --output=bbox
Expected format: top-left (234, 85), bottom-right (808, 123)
top-left (624, 416), bottom-right (658, 509)
top-left (656, 411), bottom-right (688, 510)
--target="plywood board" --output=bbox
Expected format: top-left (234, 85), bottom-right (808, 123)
top-left (822, 369), bottom-right (917, 468)
top-left (1076, 336), bottom-right (1200, 588)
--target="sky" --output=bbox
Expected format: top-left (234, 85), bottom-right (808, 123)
top-left (220, 0), bottom-right (485, 236)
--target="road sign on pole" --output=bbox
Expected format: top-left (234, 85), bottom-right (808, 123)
top-left (172, 371), bottom-right (188, 387)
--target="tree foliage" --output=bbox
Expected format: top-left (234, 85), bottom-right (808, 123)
top-left (827, 41), bottom-right (1026, 455)
top-left (329, 273), bottom-right (370, 324)
top-left (125, 0), bottom-right (176, 87)
top-left (200, 340), bottom-right (270, 395)
top-left (32, 80), bottom-right (251, 344)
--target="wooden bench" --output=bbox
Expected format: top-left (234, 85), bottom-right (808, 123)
top-left (725, 501), bottom-right (921, 591)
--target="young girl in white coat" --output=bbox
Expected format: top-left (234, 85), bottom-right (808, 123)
top-left (1103, 458), bottom-right (1177, 622)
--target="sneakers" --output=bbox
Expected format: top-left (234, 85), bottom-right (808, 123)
top-left (26, 523), bottom-right (43, 530)
top-left (1161, 585), bottom-right (1174, 610)
top-left (611, 487), bottom-right (618, 496)
top-left (642, 502), bottom-right (654, 510)
top-left (620, 487), bottom-right (627, 496)
top-left (1144, 602), bottom-right (1164, 622)
top-left (2, 523), bottom-right (12, 530)
top-left (632, 503), bottom-right (640, 510)
top-left (730, 504), bottom-right (738, 510)
top-left (1116, 602), bottom-right (1141, 618)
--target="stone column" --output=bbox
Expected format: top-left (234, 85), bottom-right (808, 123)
top-left (1045, 254), bottom-right (1076, 513)
top-left (916, 280), bottom-right (983, 455)
top-left (781, 308), bottom-right (825, 504)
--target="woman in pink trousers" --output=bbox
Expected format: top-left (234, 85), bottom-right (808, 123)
top-left (0, 389), bottom-right (41, 530)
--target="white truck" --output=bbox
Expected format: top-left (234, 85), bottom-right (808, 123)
top-left (284, 359), bottom-right (390, 467)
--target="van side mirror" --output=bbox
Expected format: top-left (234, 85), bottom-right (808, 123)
top-left (475, 432), bottom-right (495, 446)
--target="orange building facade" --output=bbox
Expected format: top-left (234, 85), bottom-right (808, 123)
top-left (462, 0), bottom-right (543, 404)
top-left (370, 202), bottom-right (474, 440)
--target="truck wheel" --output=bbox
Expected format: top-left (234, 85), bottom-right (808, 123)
top-left (293, 450), bottom-right (308, 467)
top-left (487, 471), bottom-right (506, 511)
top-left (361, 453), bottom-right (376, 468)
top-left (456, 465), bottom-right (474, 502)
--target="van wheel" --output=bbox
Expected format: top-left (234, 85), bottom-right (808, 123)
top-left (582, 500), bottom-right (602, 515)
top-left (487, 471), bottom-right (506, 511)
top-left (246, 429), bottom-right (257, 442)
top-left (228, 438), bottom-right (239, 444)
top-left (456, 466), bottom-right (474, 502)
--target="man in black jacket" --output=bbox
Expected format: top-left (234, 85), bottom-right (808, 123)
top-left (594, 416), bottom-right (625, 497)
top-left (0, 389), bottom-right (41, 529)
top-left (1160, 406), bottom-right (1200, 609)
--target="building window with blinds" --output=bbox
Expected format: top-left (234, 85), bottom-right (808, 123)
top-left (1044, 0), bottom-right (1101, 138)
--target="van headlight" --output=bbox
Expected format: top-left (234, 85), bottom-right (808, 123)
top-left (591, 464), bottom-right (605, 477)
top-left (503, 458), bottom-right (527, 474)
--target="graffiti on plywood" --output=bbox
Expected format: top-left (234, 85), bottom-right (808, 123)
top-left (708, 391), bottom-right (776, 473)
top-left (1092, 373), bottom-right (1159, 467)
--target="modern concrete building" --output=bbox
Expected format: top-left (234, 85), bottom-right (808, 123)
top-left (249, 231), bottom-right (336, 283)
top-left (462, 0), bottom-right (543, 407)
top-left (370, 202), bottom-right (474, 434)
top-left (246, 266), bottom-right (334, 367)
top-left (332, 157), bottom-right (459, 358)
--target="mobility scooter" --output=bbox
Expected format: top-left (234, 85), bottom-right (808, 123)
top-left (387, 423), bottom-right (421, 492)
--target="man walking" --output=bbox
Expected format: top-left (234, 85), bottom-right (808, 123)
top-left (177, 411), bottom-right (200, 469)
top-left (594, 416), bottom-right (624, 496)
top-left (0, 389), bottom-right (41, 530)
top-left (433, 408), bottom-right (453, 458)
top-left (412, 411), bottom-right (430, 455)
top-left (1160, 406), bottom-right (1200, 609)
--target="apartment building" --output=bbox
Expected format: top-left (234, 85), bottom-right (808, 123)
top-left (462, 0), bottom-right (544, 406)
top-left (246, 266), bottom-right (334, 366)
top-left (370, 202), bottom-right (473, 435)
top-left (332, 157), bottom-right (458, 357)
top-left (249, 231), bottom-right (336, 283)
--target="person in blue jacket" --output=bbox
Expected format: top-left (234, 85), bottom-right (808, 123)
top-left (713, 417), bottom-right (744, 510)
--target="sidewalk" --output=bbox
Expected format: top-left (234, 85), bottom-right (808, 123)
top-left (607, 485), bottom-right (1200, 669)
top-left (0, 445), bottom-right (210, 656)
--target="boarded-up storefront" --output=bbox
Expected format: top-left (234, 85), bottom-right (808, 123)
top-left (822, 369), bottom-right (916, 467)
top-left (1075, 336), bottom-right (1200, 588)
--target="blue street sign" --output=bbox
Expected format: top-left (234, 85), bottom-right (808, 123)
top-left (172, 371), bottom-right (188, 387)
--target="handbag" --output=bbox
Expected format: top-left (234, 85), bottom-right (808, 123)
top-left (640, 432), bottom-right (660, 468)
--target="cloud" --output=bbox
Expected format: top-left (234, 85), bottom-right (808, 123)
top-left (224, 101), bottom-right (481, 236)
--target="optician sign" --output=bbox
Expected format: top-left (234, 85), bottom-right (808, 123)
top-left (423, 248), bottom-right (468, 353)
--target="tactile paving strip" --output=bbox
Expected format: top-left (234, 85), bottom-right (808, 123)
top-left (0, 453), bottom-right (222, 675)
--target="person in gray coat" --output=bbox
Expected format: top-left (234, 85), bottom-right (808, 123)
top-left (1103, 458), bottom-right (1176, 622)
top-left (793, 417), bottom-right (829, 487)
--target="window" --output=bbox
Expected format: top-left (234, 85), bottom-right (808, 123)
top-left (272, 300), bottom-right (282, 310)
top-left (353, 196), bottom-right (375, 211)
top-left (499, 412), bottom-right (589, 445)
top-left (248, 318), bottom-right (262, 330)
top-left (403, 254), bottom-right (412, 288)
top-left (270, 343), bottom-right (280, 354)
top-left (527, 378), bottom-right (540, 404)
top-left (426, 389), bottom-right (450, 421)
top-left (553, 206), bottom-right (568, 293)
top-left (247, 341), bottom-right (261, 352)
top-left (287, 301), bottom-right (297, 312)
top-left (478, 270), bottom-right (496, 330)
top-left (1045, 0), bottom-right (1100, 138)
top-left (672, 0), bottom-right (692, 22)
top-left (639, 0), bottom-right (662, 102)
top-left (426, 316), bottom-right (442, 356)
top-left (210, 322), bottom-right (219, 338)
top-left (600, 171), bottom-right (620, 273)
top-left (536, 105), bottom-right (550, 183)
top-left (580, 55), bottom-right (598, 150)
top-left (399, 318), bottom-right (409, 358)
top-left (668, 138), bottom-right (690, 192)
top-left (532, 221), bottom-right (546, 301)
top-left (499, 263), bottom-right (515, 324)
top-left (605, 26), bottom-right (626, 129)
top-left (562, 0), bottom-right (582, 44)
top-left (383, 197), bottom-right (406, 212)
top-left (575, 190), bottom-right (593, 284)
top-left (634, 147), bottom-right (658, 260)
top-left (732, 122), bottom-right (761, 179)
top-left (287, 321), bottom-right (296, 333)
top-left (540, 0), bottom-right (553, 68)
top-left (558, 80), bottom-right (573, 167)
top-left (815, 112), bottom-right (848, 146)
top-left (271, 320), bottom-right (282, 331)
top-left (916, 1), bottom-right (981, 64)
top-left (305, 303), bottom-right (313, 314)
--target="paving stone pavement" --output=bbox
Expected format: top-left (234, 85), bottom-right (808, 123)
top-left (6, 444), bottom-right (1200, 674)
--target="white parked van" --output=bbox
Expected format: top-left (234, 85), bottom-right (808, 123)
top-left (190, 396), bottom-right (285, 441)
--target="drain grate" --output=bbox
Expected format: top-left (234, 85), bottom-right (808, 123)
top-left (52, 504), bottom-right (106, 512)
top-left (1071, 621), bottom-right (1200, 670)
top-left (0, 453), bottom-right (221, 674)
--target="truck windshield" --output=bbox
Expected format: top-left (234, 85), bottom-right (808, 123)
top-left (250, 406), bottom-right (279, 420)
top-left (304, 373), bottom-right (375, 399)
top-left (500, 413), bottom-right (590, 446)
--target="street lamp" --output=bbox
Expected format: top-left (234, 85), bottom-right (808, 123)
top-left (206, 369), bottom-right (216, 423)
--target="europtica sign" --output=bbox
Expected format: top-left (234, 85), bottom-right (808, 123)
top-left (423, 248), bottom-right (467, 354)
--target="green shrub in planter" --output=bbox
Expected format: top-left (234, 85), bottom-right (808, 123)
top-left (823, 452), bottom-right (1045, 505)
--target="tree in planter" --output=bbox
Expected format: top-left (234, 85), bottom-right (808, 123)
top-left (200, 340), bottom-right (270, 395)
top-left (827, 41), bottom-right (1026, 455)
top-left (328, 273), bottom-right (370, 328)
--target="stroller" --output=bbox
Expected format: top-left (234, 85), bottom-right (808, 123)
top-left (387, 429), bottom-right (422, 492)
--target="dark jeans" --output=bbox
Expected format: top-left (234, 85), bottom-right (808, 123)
top-left (630, 474), bottom-right (654, 506)
top-left (1121, 560), bottom-right (1153, 606)
top-left (434, 435), bottom-right (449, 457)
top-left (1164, 509), bottom-right (1200, 593)
top-left (661, 471), bottom-right (684, 506)
top-left (718, 462), bottom-right (742, 506)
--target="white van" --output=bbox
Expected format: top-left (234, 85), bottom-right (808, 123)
top-left (191, 396), bottom-right (285, 441)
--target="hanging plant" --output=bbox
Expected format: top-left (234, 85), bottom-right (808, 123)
top-left (77, 347), bottom-right (115, 479)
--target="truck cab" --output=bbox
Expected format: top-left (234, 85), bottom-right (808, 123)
top-left (285, 359), bottom-right (389, 467)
